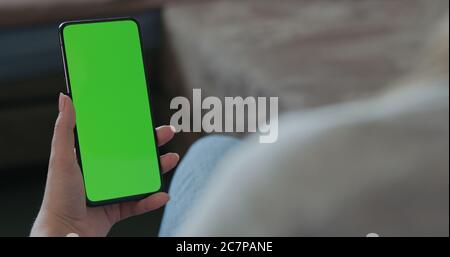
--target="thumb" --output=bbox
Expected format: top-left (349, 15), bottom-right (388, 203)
top-left (50, 93), bottom-right (76, 168)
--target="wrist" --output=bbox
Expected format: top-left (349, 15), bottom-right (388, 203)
top-left (30, 210), bottom-right (80, 237)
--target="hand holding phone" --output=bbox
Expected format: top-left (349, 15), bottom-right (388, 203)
top-left (30, 18), bottom-right (180, 236)
top-left (31, 94), bottom-right (179, 236)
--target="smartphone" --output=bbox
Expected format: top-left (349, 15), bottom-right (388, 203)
top-left (59, 18), bottom-right (162, 206)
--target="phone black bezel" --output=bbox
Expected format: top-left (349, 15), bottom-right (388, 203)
top-left (59, 17), bottom-right (164, 207)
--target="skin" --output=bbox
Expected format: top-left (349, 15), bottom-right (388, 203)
top-left (30, 93), bottom-right (179, 237)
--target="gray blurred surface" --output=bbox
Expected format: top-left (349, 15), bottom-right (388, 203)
top-left (164, 0), bottom-right (449, 110)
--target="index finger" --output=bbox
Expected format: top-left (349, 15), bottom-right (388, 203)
top-left (156, 125), bottom-right (176, 147)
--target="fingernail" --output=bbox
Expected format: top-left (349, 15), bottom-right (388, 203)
top-left (58, 93), bottom-right (66, 112)
top-left (170, 125), bottom-right (177, 133)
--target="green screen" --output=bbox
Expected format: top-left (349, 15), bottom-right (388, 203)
top-left (61, 19), bottom-right (161, 203)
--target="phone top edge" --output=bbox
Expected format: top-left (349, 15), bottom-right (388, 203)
top-left (58, 17), bottom-right (139, 32)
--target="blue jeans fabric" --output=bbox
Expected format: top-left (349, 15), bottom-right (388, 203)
top-left (158, 135), bottom-right (240, 236)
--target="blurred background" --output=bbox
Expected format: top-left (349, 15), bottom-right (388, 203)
top-left (0, 0), bottom-right (448, 236)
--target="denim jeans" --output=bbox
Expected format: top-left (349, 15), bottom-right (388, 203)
top-left (158, 135), bottom-right (240, 236)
